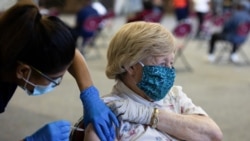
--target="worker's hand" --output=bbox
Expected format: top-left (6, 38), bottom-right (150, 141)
top-left (24, 120), bottom-right (71, 141)
top-left (107, 99), bottom-right (154, 125)
top-left (80, 86), bottom-right (119, 141)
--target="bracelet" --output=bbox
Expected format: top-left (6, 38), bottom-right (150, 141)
top-left (150, 108), bottom-right (159, 128)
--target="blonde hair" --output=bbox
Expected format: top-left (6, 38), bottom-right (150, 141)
top-left (106, 21), bottom-right (176, 80)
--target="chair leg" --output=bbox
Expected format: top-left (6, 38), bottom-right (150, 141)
top-left (70, 116), bottom-right (85, 141)
top-left (215, 42), bottom-right (250, 65)
top-left (174, 49), bottom-right (193, 72)
top-left (80, 34), bottom-right (102, 59)
top-left (180, 52), bottom-right (193, 71)
top-left (239, 49), bottom-right (250, 65)
top-left (215, 42), bottom-right (230, 63)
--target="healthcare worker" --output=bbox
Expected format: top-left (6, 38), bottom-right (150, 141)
top-left (0, 0), bottom-right (118, 141)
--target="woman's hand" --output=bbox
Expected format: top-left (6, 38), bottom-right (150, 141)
top-left (107, 99), bottom-right (154, 125)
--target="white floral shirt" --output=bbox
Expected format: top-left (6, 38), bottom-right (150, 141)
top-left (103, 81), bottom-right (208, 141)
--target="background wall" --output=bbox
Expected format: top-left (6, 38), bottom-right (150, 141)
top-left (0, 0), bottom-right (17, 11)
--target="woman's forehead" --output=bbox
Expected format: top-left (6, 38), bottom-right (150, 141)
top-left (144, 53), bottom-right (174, 63)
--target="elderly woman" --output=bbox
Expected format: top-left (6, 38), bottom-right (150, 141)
top-left (83, 21), bottom-right (223, 141)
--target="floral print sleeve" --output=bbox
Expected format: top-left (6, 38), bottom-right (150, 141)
top-left (165, 86), bottom-right (208, 116)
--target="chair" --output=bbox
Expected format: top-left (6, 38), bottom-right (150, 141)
top-left (127, 9), bottom-right (163, 23)
top-left (215, 22), bottom-right (250, 65)
top-left (143, 11), bottom-right (163, 23)
top-left (70, 116), bottom-right (85, 141)
top-left (78, 11), bottom-right (115, 58)
top-left (77, 15), bottom-right (103, 58)
top-left (199, 12), bottom-right (231, 41)
top-left (173, 21), bottom-right (193, 72)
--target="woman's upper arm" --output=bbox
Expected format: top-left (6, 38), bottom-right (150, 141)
top-left (68, 49), bottom-right (93, 91)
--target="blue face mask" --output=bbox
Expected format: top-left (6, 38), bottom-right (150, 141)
top-left (136, 62), bottom-right (176, 101)
top-left (21, 69), bottom-right (60, 96)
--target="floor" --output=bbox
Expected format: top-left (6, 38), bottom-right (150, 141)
top-left (1, 14), bottom-right (250, 141)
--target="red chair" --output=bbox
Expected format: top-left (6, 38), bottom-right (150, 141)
top-left (173, 21), bottom-right (193, 71)
top-left (199, 12), bottom-right (232, 40)
top-left (79, 11), bottom-right (115, 58)
top-left (83, 16), bottom-right (103, 32)
top-left (127, 10), bottom-right (163, 23)
top-left (78, 15), bottom-right (103, 57)
top-left (236, 22), bottom-right (250, 36)
top-left (143, 12), bottom-right (163, 23)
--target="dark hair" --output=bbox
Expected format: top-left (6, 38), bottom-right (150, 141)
top-left (0, 4), bottom-right (76, 74)
top-left (143, 0), bottom-right (153, 10)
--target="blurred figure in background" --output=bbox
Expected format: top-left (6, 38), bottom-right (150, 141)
top-left (207, 2), bottom-right (250, 63)
top-left (152, 0), bottom-right (164, 13)
top-left (92, 0), bottom-right (107, 16)
top-left (210, 0), bottom-right (223, 16)
top-left (74, 0), bottom-right (107, 54)
top-left (172, 0), bottom-right (189, 23)
top-left (222, 0), bottom-right (233, 13)
top-left (74, 0), bottom-right (98, 41)
top-left (192, 0), bottom-right (211, 38)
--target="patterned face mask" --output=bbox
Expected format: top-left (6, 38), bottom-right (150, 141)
top-left (136, 62), bottom-right (176, 101)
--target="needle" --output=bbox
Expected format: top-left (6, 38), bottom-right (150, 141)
top-left (71, 126), bottom-right (84, 131)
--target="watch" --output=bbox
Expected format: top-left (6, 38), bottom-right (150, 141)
top-left (150, 108), bottom-right (159, 128)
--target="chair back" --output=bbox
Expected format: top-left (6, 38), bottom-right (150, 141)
top-left (82, 10), bottom-right (115, 32)
top-left (101, 10), bottom-right (115, 19)
top-left (236, 22), bottom-right (250, 36)
top-left (173, 22), bottom-right (192, 38)
top-left (70, 116), bottom-right (85, 141)
top-left (212, 16), bottom-right (224, 26)
top-left (83, 16), bottom-right (103, 32)
top-left (143, 12), bottom-right (163, 23)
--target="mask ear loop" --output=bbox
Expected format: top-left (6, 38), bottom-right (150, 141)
top-left (138, 62), bottom-right (145, 67)
top-left (22, 69), bottom-right (36, 88)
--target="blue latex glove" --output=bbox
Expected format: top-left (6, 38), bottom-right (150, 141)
top-left (24, 120), bottom-right (71, 141)
top-left (80, 86), bottom-right (119, 141)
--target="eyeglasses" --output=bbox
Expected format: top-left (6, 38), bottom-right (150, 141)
top-left (30, 66), bottom-right (62, 87)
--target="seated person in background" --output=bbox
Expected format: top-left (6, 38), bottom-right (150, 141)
top-left (74, 0), bottom-right (107, 52)
top-left (83, 21), bottom-right (223, 141)
top-left (207, 2), bottom-right (250, 63)
top-left (152, 0), bottom-right (164, 13)
top-left (127, 0), bottom-right (163, 23)
top-left (91, 1), bottom-right (107, 16)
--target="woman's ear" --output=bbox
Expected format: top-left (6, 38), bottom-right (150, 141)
top-left (125, 64), bottom-right (140, 76)
top-left (16, 63), bottom-right (31, 79)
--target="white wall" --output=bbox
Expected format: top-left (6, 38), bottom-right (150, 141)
top-left (0, 0), bottom-right (17, 11)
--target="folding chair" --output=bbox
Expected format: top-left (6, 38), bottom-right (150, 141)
top-left (127, 9), bottom-right (163, 23)
top-left (143, 11), bottom-right (163, 23)
top-left (199, 12), bottom-right (225, 40)
top-left (78, 11), bottom-right (115, 58)
top-left (78, 15), bottom-right (103, 58)
top-left (215, 22), bottom-right (250, 65)
top-left (173, 21), bottom-right (193, 72)
top-left (70, 116), bottom-right (85, 141)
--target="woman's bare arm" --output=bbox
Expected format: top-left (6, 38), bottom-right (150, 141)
top-left (68, 49), bottom-right (93, 91)
top-left (156, 109), bottom-right (223, 141)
